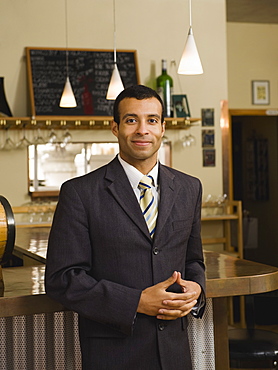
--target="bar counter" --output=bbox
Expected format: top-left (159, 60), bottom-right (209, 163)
top-left (2, 250), bottom-right (278, 313)
top-left (1, 226), bottom-right (278, 370)
top-left (13, 226), bottom-right (278, 298)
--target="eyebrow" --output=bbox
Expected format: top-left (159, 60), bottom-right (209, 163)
top-left (122, 113), bottom-right (161, 120)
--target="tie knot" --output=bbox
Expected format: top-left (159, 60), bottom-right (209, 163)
top-left (138, 175), bottom-right (153, 190)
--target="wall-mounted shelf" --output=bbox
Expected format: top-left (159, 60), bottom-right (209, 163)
top-left (0, 116), bottom-right (200, 130)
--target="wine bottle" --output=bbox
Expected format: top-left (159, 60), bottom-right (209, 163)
top-left (156, 59), bottom-right (173, 117)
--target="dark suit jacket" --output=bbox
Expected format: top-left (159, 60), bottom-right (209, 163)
top-left (45, 157), bottom-right (206, 370)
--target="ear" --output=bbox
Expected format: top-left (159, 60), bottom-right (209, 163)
top-left (111, 120), bottom-right (119, 138)
top-left (161, 121), bottom-right (166, 136)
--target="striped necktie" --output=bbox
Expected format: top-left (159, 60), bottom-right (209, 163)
top-left (138, 175), bottom-right (158, 238)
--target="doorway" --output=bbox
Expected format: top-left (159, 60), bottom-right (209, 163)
top-left (230, 113), bottom-right (278, 267)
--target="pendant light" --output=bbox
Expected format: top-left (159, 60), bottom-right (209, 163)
top-left (59, 0), bottom-right (77, 108)
top-left (106, 0), bottom-right (124, 100)
top-left (178, 0), bottom-right (203, 75)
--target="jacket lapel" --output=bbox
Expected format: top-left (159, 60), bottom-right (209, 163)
top-left (153, 164), bottom-right (180, 244)
top-left (104, 157), bottom-right (151, 239)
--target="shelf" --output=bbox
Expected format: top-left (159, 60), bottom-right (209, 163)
top-left (201, 200), bottom-right (243, 259)
top-left (0, 116), bottom-right (200, 130)
top-left (202, 215), bottom-right (239, 221)
top-left (202, 237), bottom-right (227, 245)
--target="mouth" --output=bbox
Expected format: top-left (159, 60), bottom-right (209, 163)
top-left (132, 140), bottom-right (152, 147)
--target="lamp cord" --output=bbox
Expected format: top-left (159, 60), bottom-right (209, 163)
top-left (189, 0), bottom-right (192, 27)
top-left (64, 0), bottom-right (69, 75)
top-left (113, 0), bottom-right (117, 64)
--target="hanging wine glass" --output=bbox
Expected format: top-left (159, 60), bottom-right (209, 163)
top-left (181, 134), bottom-right (190, 147)
top-left (48, 129), bottom-right (57, 144)
top-left (1, 128), bottom-right (16, 150)
top-left (16, 126), bottom-right (31, 149)
top-left (60, 129), bottom-right (72, 148)
top-left (181, 132), bottom-right (196, 147)
top-left (33, 128), bottom-right (45, 144)
top-left (186, 133), bottom-right (196, 146)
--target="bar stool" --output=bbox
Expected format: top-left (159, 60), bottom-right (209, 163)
top-left (229, 295), bottom-right (278, 369)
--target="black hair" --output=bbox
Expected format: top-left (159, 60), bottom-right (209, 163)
top-left (113, 85), bottom-right (165, 124)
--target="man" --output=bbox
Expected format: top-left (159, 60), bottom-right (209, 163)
top-left (45, 85), bottom-right (206, 370)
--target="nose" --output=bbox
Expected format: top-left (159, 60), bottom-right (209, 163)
top-left (135, 120), bottom-right (149, 135)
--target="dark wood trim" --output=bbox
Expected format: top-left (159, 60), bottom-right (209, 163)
top-left (30, 191), bottom-right (59, 200)
top-left (213, 297), bottom-right (229, 370)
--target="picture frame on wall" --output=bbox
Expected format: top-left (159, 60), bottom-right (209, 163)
top-left (252, 80), bottom-right (270, 105)
top-left (203, 149), bottom-right (215, 167)
top-left (202, 129), bottom-right (215, 148)
top-left (201, 108), bottom-right (214, 126)
top-left (172, 94), bottom-right (190, 118)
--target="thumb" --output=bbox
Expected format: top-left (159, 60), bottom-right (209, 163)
top-left (176, 271), bottom-right (182, 285)
top-left (159, 271), bottom-right (178, 289)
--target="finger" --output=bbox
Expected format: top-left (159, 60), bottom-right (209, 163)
top-left (176, 275), bottom-right (190, 294)
top-left (176, 272), bottom-right (182, 285)
top-left (157, 299), bottom-right (197, 318)
top-left (158, 271), bottom-right (178, 289)
top-left (162, 291), bottom-right (197, 304)
top-left (162, 299), bottom-right (197, 308)
top-left (156, 307), bottom-right (192, 320)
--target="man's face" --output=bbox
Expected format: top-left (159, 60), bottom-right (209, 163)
top-left (111, 97), bottom-right (165, 170)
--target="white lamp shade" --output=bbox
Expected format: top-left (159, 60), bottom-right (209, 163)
top-left (178, 27), bottom-right (203, 75)
top-left (59, 76), bottom-right (77, 108)
top-left (106, 63), bottom-right (124, 100)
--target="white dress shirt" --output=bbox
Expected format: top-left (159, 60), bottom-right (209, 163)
top-left (117, 155), bottom-right (159, 206)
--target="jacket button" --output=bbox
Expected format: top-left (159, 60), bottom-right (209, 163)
top-left (158, 323), bottom-right (165, 331)
top-left (153, 247), bottom-right (159, 255)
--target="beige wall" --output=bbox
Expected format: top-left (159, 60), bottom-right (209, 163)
top-left (0, 0), bottom-right (227, 206)
top-left (227, 22), bottom-right (278, 109)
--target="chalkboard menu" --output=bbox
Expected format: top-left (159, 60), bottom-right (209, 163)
top-left (26, 47), bottom-right (140, 117)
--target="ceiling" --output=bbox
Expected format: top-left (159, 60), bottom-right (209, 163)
top-left (226, 0), bottom-right (278, 24)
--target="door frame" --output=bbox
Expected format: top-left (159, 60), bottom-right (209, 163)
top-left (222, 108), bottom-right (272, 199)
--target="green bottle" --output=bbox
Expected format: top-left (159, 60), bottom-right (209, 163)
top-left (156, 59), bottom-right (173, 117)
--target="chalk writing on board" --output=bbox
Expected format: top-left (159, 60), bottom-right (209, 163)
top-left (26, 48), bottom-right (140, 116)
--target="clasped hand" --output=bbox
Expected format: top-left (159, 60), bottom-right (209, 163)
top-left (137, 271), bottom-right (201, 320)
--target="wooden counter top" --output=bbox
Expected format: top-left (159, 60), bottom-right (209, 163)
top-left (205, 252), bottom-right (278, 297)
top-left (3, 225), bottom-right (277, 324)
top-left (14, 226), bottom-right (49, 263)
top-left (14, 225), bottom-right (278, 294)
top-left (1, 249), bottom-right (278, 318)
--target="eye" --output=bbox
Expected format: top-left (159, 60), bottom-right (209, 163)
top-left (148, 118), bottom-right (159, 124)
top-left (125, 118), bottom-right (137, 124)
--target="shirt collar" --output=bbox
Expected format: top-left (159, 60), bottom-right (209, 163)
top-left (117, 155), bottom-right (159, 189)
